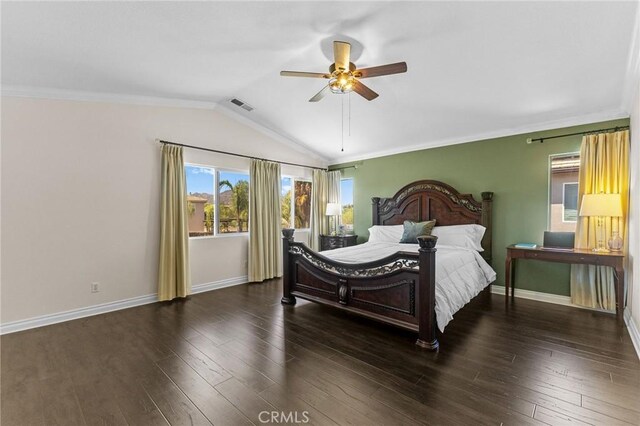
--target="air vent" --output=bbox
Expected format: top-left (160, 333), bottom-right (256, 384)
top-left (230, 98), bottom-right (254, 112)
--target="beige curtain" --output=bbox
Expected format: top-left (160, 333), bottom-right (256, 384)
top-left (248, 159), bottom-right (282, 282)
top-left (158, 145), bottom-right (191, 301)
top-left (571, 130), bottom-right (629, 310)
top-left (310, 170), bottom-right (341, 250)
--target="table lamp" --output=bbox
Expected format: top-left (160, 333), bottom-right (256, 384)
top-left (325, 203), bottom-right (342, 236)
top-left (579, 193), bottom-right (623, 252)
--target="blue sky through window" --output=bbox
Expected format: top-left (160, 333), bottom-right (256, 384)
top-left (186, 166), bottom-right (251, 195)
top-left (219, 171), bottom-right (249, 188)
top-left (341, 178), bottom-right (353, 205)
top-left (282, 177), bottom-right (292, 196)
top-left (185, 166), bottom-right (214, 194)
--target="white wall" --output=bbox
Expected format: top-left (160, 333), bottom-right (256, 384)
top-left (629, 83), bottom-right (640, 339)
top-left (0, 96), bottom-right (324, 325)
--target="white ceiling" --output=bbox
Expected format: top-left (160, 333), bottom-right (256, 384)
top-left (2, 1), bottom-right (639, 163)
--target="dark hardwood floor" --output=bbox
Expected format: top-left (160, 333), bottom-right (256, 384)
top-left (2, 279), bottom-right (639, 425)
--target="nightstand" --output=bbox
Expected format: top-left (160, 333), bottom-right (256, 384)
top-left (319, 234), bottom-right (358, 251)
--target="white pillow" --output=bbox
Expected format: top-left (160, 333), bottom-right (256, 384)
top-left (432, 224), bottom-right (486, 251)
top-left (367, 225), bottom-right (404, 243)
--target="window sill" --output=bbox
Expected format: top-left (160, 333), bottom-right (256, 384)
top-left (189, 233), bottom-right (249, 240)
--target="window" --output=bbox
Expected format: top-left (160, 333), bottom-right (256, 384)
top-left (549, 153), bottom-right (579, 232)
top-left (294, 180), bottom-right (312, 229)
top-left (186, 165), bottom-right (215, 237)
top-left (281, 177), bottom-right (292, 228)
top-left (281, 177), bottom-right (312, 229)
top-left (218, 171), bottom-right (249, 233)
top-left (341, 178), bottom-right (354, 232)
top-left (185, 164), bottom-right (249, 237)
top-left (563, 182), bottom-right (579, 222)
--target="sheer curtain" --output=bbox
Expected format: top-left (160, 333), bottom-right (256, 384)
top-left (571, 130), bottom-right (629, 310)
top-left (248, 159), bottom-right (282, 282)
top-left (158, 145), bottom-right (191, 301)
top-left (310, 170), bottom-right (341, 251)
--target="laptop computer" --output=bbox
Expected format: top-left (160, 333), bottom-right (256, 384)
top-left (543, 231), bottom-right (575, 250)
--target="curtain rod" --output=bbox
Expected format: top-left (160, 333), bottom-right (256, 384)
top-left (526, 125), bottom-right (629, 144)
top-left (157, 139), bottom-right (327, 171)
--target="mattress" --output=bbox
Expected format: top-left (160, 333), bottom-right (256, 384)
top-left (322, 242), bottom-right (497, 331)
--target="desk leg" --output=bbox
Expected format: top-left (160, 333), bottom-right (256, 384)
top-left (614, 267), bottom-right (625, 322)
top-left (505, 257), bottom-right (512, 303)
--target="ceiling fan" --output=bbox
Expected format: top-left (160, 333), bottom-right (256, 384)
top-left (280, 41), bottom-right (407, 102)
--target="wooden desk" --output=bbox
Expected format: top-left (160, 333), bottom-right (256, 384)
top-left (505, 245), bottom-right (625, 320)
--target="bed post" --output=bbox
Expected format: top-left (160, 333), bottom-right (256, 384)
top-left (281, 229), bottom-right (296, 305)
top-left (480, 192), bottom-right (494, 263)
top-left (371, 197), bottom-right (381, 225)
top-left (416, 235), bottom-right (439, 350)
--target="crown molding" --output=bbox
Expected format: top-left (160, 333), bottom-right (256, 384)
top-left (328, 109), bottom-right (630, 164)
top-left (213, 104), bottom-right (328, 165)
top-left (2, 85), bottom-right (221, 109)
top-left (1, 85), bottom-right (329, 166)
top-left (3, 86), bottom-right (630, 167)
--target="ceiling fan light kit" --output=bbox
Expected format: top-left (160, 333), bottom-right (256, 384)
top-left (280, 40), bottom-right (407, 102)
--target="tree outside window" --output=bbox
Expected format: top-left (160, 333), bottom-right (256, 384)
top-left (218, 171), bottom-right (249, 233)
top-left (281, 177), bottom-right (312, 229)
top-left (341, 178), bottom-right (354, 231)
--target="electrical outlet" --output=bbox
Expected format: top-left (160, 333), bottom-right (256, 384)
top-left (91, 282), bottom-right (100, 293)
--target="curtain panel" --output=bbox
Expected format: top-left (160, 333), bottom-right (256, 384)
top-left (570, 130), bottom-right (630, 310)
top-left (310, 170), bottom-right (341, 251)
top-left (158, 145), bottom-right (191, 301)
top-left (248, 159), bottom-right (282, 282)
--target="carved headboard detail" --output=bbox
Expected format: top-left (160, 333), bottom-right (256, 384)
top-left (372, 180), bottom-right (494, 263)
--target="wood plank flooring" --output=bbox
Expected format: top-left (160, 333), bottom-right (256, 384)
top-left (2, 279), bottom-right (639, 425)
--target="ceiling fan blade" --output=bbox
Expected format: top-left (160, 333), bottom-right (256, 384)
top-left (309, 85), bottom-right (330, 102)
top-left (355, 62), bottom-right (407, 78)
top-left (280, 71), bottom-right (330, 78)
top-left (333, 41), bottom-right (351, 71)
top-left (353, 80), bottom-right (379, 101)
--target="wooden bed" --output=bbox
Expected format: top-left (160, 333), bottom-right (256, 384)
top-left (281, 180), bottom-right (493, 350)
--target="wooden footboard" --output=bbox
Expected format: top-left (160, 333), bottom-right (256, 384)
top-left (281, 229), bottom-right (439, 350)
top-left (280, 180), bottom-right (493, 351)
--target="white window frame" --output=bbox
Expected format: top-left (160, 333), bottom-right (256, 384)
top-left (185, 163), bottom-right (249, 239)
top-left (282, 176), bottom-right (312, 231)
top-left (217, 168), bottom-right (250, 235)
top-left (561, 182), bottom-right (579, 223)
top-left (340, 177), bottom-right (354, 231)
top-left (547, 151), bottom-right (580, 231)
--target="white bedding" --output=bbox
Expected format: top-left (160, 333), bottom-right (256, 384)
top-left (322, 242), bottom-right (496, 331)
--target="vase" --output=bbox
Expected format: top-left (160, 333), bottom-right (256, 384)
top-left (608, 231), bottom-right (623, 251)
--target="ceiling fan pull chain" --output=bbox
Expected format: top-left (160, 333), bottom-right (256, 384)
top-left (341, 95), bottom-right (344, 152)
top-left (349, 92), bottom-right (351, 137)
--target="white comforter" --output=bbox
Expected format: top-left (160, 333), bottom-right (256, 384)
top-left (322, 242), bottom-right (496, 331)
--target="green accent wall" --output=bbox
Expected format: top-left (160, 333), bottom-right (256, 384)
top-left (330, 119), bottom-right (629, 296)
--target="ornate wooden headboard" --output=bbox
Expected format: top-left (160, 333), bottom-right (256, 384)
top-left (372, 180), bottom-right (494, 262)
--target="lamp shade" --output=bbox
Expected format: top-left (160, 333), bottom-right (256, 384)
top-left (579, 193), bottom-right (623, 217)
top-left (325, 203), bottom-right (342, 216)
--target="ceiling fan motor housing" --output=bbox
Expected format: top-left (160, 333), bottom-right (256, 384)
top-left (329, 62), bottom-right (357, 74)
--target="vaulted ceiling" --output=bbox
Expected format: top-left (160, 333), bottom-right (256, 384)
top-left (3, 1), bottom-right (638, 163)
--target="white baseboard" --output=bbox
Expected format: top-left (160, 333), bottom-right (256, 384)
top-left (624, 309), bottom-right (640, 360)
top-left (0, 276), bottom-right (248, 335)
top-left (491, 285), bottom-right (640, 360)
top-left (191, 275), bottom-right (248, 295)
top-left (490, 284), bottom-right (572, 306)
